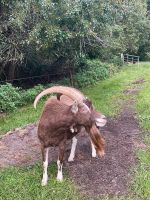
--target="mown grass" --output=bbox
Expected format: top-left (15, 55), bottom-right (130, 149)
top-left (0, 163), bottom-right (86, 200)
top-left (0, 62), bottom-right (150, 200)
top-left (131, 149), bottom-right (150, 200)
top-left (0, 100), bottom-right (44, 134)
top-left (84, 62), bottom-right (150, 116)
top-left (131, 62), bottom-right (150, 200)
top-left (0, 164), bottom-right (131, 200)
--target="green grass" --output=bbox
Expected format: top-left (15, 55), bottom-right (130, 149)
top-left (136, 82), bottom-right (150, 131)
top-left (131, 149), bottom-right (150, 200)
top-left (0, 100), bottom-right (44, 134)
top-left (84, 62), bottom-right (150, 116)
top-left (126, 63), bottom-right (150, 200)
top-left (0, 163), bottom-right (86, 200)
top-left (0, 62), bottom-right (150, 200)
top-left (0, 163), bottom-right (132, 200)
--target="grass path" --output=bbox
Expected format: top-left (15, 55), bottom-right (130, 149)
top-left (0, 62), bottom-right (150, 200)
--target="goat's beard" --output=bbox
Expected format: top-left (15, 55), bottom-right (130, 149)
top-left (88, 125), bottom-right (105, 157)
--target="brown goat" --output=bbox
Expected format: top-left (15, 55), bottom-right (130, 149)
top-left (56, 94), bottom-right (106, 160)
top-left (34, 86), bottom-right (106, 185)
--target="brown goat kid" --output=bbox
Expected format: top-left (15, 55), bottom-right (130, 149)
top-left (34, 86), bottom-right (106, 185)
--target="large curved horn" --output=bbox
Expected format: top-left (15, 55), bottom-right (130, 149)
top-left (58, 87), bottom-right (85, 100)
top-left (34, 86), bottom-right (86, 108)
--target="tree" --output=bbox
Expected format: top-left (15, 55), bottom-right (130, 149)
top-left (1, 0), bottom-right (150, 83)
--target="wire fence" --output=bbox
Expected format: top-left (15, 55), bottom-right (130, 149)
top-left (0, 71), bottom-right (73, 88)
top-left (0, 73), bottom-right (64, 83)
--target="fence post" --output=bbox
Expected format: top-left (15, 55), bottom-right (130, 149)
top-left (121, 53), bottom-right (124, 64)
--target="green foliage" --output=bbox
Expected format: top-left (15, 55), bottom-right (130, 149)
top-left (56, 78), bottom-right (71, 87)
top-left (1, 0), bottom-right (150, 83)
top-left (0, 57), bottom-right (120, 113)
top-left (0, 84), bottom-right (45, 113)
top-left (109, 56), bottom-right (123, 67)
top-left (21, 84), bottom-right (45, 105)
top-left (0, 83), bottom-right (22, 112)
top-left (75, 60), bottom-right (109, 88)
top-left (145, 52), bottom-right (150, 61)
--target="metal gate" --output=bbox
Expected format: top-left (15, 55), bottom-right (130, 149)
top-left (121, 54), bottom-right (140, 66)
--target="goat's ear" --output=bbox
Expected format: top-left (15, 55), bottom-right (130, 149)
top-left (71, 100), bottom-right (78, 114)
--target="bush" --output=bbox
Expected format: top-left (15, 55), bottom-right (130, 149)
top-left (21, 84), bottom-right (45, 105)
top-left (74, 59), bottom-right (109, 88)
top-left (0, 59), bottom-right (120, 113)
top-left (0, 84), bottom-right (46, 113)
top-left (56, 78), bottom-right (71, 86)
top-left (145, 52), bottom-right (150, 61)
top-left (0, 83), bottom-right (22, 112)
top-left (109, 55), bottom-right (123, 67)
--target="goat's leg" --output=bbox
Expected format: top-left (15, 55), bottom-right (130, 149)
top-left (57, 140), bottom-right (66, 181)
top-left (41, 145), bottom-right (49, 186)
top-left (68, 136), bottom-right (78, 162)
top-left (91, 140), bottom-right (97, 157)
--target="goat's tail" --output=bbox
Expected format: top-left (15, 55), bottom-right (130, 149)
top-left (89, 125), bottom-right (105, 157)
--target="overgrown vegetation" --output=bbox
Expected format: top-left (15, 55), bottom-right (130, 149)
top-left (0, 83), bottom-right (45, 112)
top-left (0, 60), bottom-right (120, 113)
top-left (1, 0), bottom-right (150, 85)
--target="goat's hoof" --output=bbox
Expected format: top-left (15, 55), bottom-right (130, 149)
top-left (92, 153), bottom-right (97, 158)
top-left (98, 150), bottom-right (105, 157)
top-left (41, 180), bottom-right (48, 186)
top-left (68, 157), bottom-right (74, 162)
top-left (41, 177), bottom-right (48, 186)
top-left (57, 174), bottom-right (63, 182)
top-left (57, 178), bottom-right (63, 182)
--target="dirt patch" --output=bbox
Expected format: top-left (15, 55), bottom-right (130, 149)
top-left (0, 79), bottom-right (145, 199)
top-left (131, 78), bottom-right (145, 84)
top-left (66, 100), bottom-right (143, 198)
top-left (123, 78), bottom-right (145, 95)
top-left (123, 88), bottom-right (139, 94)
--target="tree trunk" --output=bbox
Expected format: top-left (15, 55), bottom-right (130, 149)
top-left (7, 63), bottom-right (16, 82)
top-left (69, 68), bottom-right (74, 87)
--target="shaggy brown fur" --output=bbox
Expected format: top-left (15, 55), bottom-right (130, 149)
top-left (35, 86), bottom-right (106, 183)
